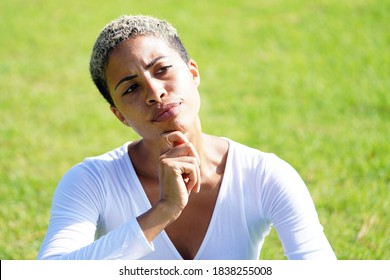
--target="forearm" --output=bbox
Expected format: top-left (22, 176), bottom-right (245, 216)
top-left (38, 218), bottom-right (154, 260)
top-left (137, 200), bottom-right (182, 243)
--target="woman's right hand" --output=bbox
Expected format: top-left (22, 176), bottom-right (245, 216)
top-left (136, 131), bottom-right (201, 243)
top-left (157, 131), bottom-right (201, 216)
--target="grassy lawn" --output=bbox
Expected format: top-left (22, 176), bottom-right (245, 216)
top-left (0, 0), bottom-right (388, 259)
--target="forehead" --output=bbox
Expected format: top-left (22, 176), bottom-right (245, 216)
top-left (108, 36), bottom-right (177, 67)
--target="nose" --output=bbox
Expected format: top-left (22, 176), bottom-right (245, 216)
top-left (145, 78), bottom-right (167, 105)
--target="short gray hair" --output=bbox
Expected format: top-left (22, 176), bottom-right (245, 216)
top-left (89, 15), bottom-right (190, 106)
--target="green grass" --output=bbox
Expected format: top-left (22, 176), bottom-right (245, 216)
top-left (1, 0), bottom-right (389, 259)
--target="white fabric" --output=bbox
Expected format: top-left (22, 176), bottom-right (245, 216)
top-left (37, 139), bottom-right (336, 260)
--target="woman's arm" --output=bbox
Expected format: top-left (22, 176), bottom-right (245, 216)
top-left (37, 164), bottom-right (154, 260)
top-left (260, 155), bottom-right (336, 260)
top-left (38, 131), bottom-right (200, 260)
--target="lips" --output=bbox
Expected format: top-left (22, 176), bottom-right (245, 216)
top-left (151, 102), bottom-right (182, 122)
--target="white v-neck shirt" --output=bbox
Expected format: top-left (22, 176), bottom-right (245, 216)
top-left (37, 139), bottom-right (336, 260)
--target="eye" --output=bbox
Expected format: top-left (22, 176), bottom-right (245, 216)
top-left (122, 83), bottom-right (139, 96)
top-left (155, 65), bottom-right (172, 75)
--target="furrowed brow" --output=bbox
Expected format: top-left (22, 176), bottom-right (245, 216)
top-left (146, 56), bottom-right (167, 69)
top-left (115, 74), bottom-right (137, 91)
top-left (114, 56), bottom-right (168, 91)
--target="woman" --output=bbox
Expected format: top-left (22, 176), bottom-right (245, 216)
top-left (38, 15), bottom-right (336, 260)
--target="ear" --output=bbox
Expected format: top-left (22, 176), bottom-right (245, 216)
top-left (110, 106), bottom-right (130, 127)
top-left (188, 59), bottom-right (200, 87)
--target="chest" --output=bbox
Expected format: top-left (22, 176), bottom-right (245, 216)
top-left (137, 177), bottom-right (263, 260)
top-left (141, 177), bottom-right (221, 260)
top-left (100, 172), bottom-right (265, 260)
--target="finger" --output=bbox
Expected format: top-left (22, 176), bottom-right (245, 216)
top-left (193, 159), bottom-right (201, 193)
top-left (179, 162), bottom-right (200, 194)
top-left (159, 131), bottom-right (188, 155)
top-left (175, 156), bottom-right (201, 194)
top-left (158, 131), bottom-right (201, 193)
top-left (159, 156), bottom-right (200, 192)
top-left (160, 143), bottom-right (200, 165)
top-left (166, 131), bottom-right (189, 147)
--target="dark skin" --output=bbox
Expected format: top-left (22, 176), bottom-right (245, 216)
top-left (105, 35), bottom-right (229, 259)
top-left (129, 136), bottom-right (227, 259)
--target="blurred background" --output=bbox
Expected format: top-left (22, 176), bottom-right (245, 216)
top-left (0, 0), bottom-right (389, 259)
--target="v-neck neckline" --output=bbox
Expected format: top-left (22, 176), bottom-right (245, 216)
top-left (122, 138), bottom-right (232, 260)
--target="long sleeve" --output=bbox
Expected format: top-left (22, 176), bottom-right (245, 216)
top-left (37, 162), bottom-right (154, 260)
top-left (260, 155), bottom-right (336, 260)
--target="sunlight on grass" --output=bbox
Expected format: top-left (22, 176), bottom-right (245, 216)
top-left (1, 0), bottom-right (388, 259)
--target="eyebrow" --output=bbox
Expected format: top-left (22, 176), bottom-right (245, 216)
top-left (114, 56), bottom-right (168, 91)
top-left (114, 74), bottom-right (137, 91)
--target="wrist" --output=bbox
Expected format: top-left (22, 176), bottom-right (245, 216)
top-left (136, 200), bottom-right (183, 243)
top-left (155, 199), bottom-right (183, 225)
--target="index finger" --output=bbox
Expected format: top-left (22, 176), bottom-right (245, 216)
top-left (159, 131), bottom-right (189, 155)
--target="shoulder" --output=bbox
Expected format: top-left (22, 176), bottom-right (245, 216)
top-left (224, 138), bottom-right (281, 170)
top-left (51, 143), bottom-right (132, 211)
top-left (224, 138), bottom-right (305, 192)
top-left (56, 143), bottom-right (131, 193)
top-left (83, 142), bottom-right (131, 167)
top-left (71, 142), bottom-right (131, 176)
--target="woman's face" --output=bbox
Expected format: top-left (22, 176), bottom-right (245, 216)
top-left (105, 36), bottom-right (201, 141)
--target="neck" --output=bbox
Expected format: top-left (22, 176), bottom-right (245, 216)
top-left (130, 117), bottom-right (206, 178)
top-left (182, 117), bottom-right (204, 155)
